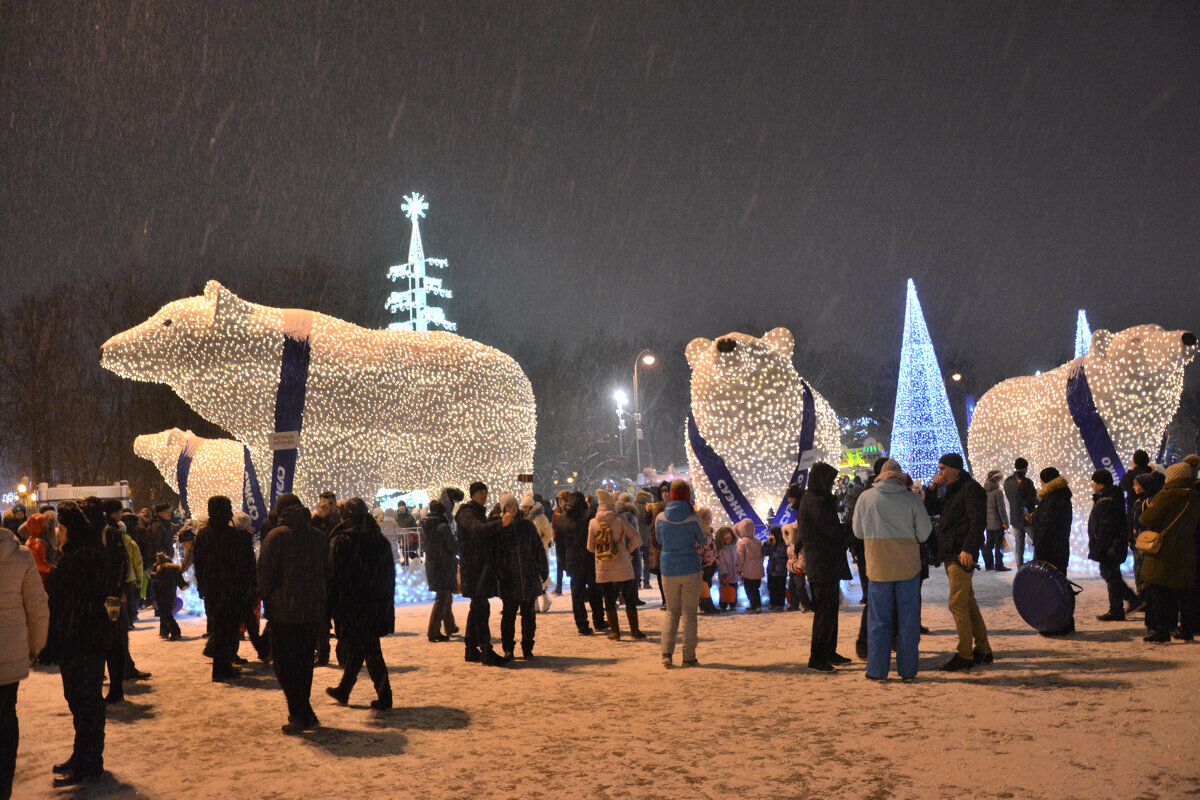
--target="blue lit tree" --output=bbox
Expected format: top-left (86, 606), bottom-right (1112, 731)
top-left (385, 193), bottom-right (456, 332)
top-left (890, 279), bottom-right (966, 483)
top-left (1074, 309), bottom-right (1091, 359)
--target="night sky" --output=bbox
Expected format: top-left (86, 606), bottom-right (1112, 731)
top-left (4, 1), bottom-right (1198, 389)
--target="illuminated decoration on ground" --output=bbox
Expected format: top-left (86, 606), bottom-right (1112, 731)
top-left (385, 192), bottom-right (455, 332)
top-left (684, 328), bottom-right (840, 526)
top-left (1075, 310), bottom-right (1092, 359)
top-left (134, 429), bottom-right (244, 514)
top-left (101, 281), bottom-right (536, 507)
top-left (890, 279), bottom-right (965, 483)
top-left (969, 324), bottom-right (1197, 567)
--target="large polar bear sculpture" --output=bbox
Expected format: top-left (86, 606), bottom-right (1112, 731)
top-left (133, 429), bottom-right (245, 517)
top-left (969, 324), bottom-right (1197, 531)
top-left (685, 328), bottom-right (840, 528)
top-left (103, 281), bottom-right (536, 507)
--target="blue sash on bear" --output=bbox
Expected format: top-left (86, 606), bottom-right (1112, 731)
top-left (242, 445), bottom-right (268, 533)
top-left (270, 315), bottom-right (313, 509)
top-left (688, 381), bottom-right (816, 536)
top-left (1065, 364), bottom-right (1125, 481)
top-left (175, 443), bottom-right (194, 518)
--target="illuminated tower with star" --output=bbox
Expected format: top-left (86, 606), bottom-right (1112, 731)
top-left (385, 192), bottom-right (456, 332)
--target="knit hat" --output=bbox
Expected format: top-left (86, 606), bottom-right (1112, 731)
top-left (938, 453), bottom-right (964, 471)
top-left (521, 490), bottom-right (536, 508)
top-left (1185, 454), bottom-right (1200, 472)
top-left (986, 469), bottom-right (1004, 483)
top-left (1039, 467), bottom-right (1060, 484)
top-left (1014, 457), bottom-right (1028, 471)
top-left (497, 491), bottom-right (517, 510)
top-left (153, 503), bottom-right (172, 515)
top-left (207, 495), bottom-right (234, 526)
top-left (1165, 462), bottom-right (1193, 484)
top-left (1091, 469), bottom-right (1114, 486)
top-left (101, 499), bottom-right (124, 516)
top-left (617, 492), bottom-right (635, 508)
top-left (1135, 471), bottom-right (1164, 494)
top-left (596, 488), bottom-right (615, 506)
top-left (468, 481), bottom-right (488, 498)
top-left (669, 479), bottom-right (691, 502)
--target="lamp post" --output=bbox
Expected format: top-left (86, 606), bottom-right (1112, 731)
top-left (632, 350), bottom-right (656, 483)
top-left (613, 389), bottom-right (629, 458)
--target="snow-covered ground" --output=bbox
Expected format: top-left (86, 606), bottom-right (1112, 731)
top-left (12, 569), bottom-right (1200, 799)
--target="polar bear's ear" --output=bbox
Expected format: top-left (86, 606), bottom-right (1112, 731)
top-left (762, 327), bottom-right (794, 359)
top-left (686, 338), bottom-right (711, 369)
top-left (204, 281), bottom-right (251, 324)
top-left (1089, 329), bottom-right (1112, 360)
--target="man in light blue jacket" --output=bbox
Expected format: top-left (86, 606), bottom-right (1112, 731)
top-left (851, 460), bottom-right (932, 681)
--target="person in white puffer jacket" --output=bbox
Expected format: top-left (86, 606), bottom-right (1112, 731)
top-left (0, 526), bottom-right (50, 797)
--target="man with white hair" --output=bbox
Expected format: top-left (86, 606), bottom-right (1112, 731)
top-left (852, 460), bottom-right (931, 681)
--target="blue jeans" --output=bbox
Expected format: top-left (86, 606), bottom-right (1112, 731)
top-left (867, 573), bottom-right (922, 679)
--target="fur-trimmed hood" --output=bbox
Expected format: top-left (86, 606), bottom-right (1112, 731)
top-left (1038, 476), bottom-right (1070, 500)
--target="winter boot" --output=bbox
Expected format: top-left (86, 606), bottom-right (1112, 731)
top-left (606, 611), bottom-right (621, 640)
top-left (626, 606), bottom-right (647, 639)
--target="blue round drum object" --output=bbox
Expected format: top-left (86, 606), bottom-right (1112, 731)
top-left (1012, 560), bottom-right (1079, 634)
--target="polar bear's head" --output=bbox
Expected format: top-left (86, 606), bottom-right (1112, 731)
top-left (1085, 325), bottom-right (1197, 396)
top-left (101, 281), bottom-right (257, 387)
top-left (133, 428), bottom-right (190, 484)
top-left (685, 327), bottom-right (796, 387)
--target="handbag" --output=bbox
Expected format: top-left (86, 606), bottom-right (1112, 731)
top-left (719, 583), bottom-right (737, 604)
top-left (1136, 501), bottom-right (1191, 555)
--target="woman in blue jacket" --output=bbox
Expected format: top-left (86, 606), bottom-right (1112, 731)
top-left (654, 480), bottom-right (707, 668)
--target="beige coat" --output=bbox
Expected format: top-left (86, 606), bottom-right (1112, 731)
top-left (587, 505), bottom-right (641, 584)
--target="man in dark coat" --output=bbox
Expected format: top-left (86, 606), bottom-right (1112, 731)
top-left (797, 462), bottom-right (852, 672)
top-left (97, 499), bottom-right (148, 705)
top-left (560, 492), bottom-right (605, 635)
top-left (325, 498), bottom-right (395, 709)
top-left (309, 492), bottom-right (339, 667)
top-left (1032, 467), bottom-right (1073, 574)
top-left (193, 496), bottom-right (257, 681)
top-left (147, 504), bottom-right (176, 559)
top-left (924, 453), bottom-right (990, 670)
top-left (45, 503), bottom-right (112, 787)
top-left (423, 494), bottom-right (460, 642)
top-left (1118, 449), bottom-right (1153, 526)
top-left (1088, 470), bottom-right (1137, 621)
top-left (1003, 458), bottom-right (1038, 566)
top-left (257, 493), bottom-right (327, 734)
top-left (455, 482), bottom-right (505, 665)
top-left (494, 496), bottom-right (549, 660)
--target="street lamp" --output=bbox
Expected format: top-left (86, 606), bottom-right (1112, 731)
top-left (633, 350), bottom-right (656, 483)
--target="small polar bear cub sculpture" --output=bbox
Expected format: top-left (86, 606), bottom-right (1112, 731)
top-left (133, 428), bottom-right (245, 515)
top-left (684, 328), bottom-right (841, 528)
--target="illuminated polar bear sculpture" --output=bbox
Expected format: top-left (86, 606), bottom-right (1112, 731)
top-left (968, 324), bottom-right (1197, 537)
top-left (133, 428), bottom-right (245, 515)
top-left (103, 281), bottom-right (536, 507)
top-left (685, 328), bottom-right (840, 527)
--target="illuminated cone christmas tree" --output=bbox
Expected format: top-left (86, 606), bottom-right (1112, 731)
top-left (1074, 309), bottom-right (1091, 359)
top-left (890, 279), bottom-right (966, 483)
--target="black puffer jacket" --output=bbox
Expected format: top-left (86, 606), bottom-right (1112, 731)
top-left (494, 515), bottom-right (549, 602)
top-left (1032, 478), bottom-right (1073, 572)
top-left (193, 521), bottom-right (257, 611)
top-left (45, 509), bottom-right (112, 659)
top-left (456, 500), bottom-right (499, 599)
top-left (422, 514), bottom-right (458, 593)
top-left (327, 506), bottom-right (395, 639)
top-left (797, 463), bottom-right (851, 583)
top-left (1087, 485), bottom-right (1128, 563)
top-left (257, 500), bottom-right (327, 623)
top-left (925, 472), bottom-right (986, 565)
top-left (559, 500), bottom-right (594, 576)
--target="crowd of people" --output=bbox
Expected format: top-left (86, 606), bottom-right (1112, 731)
top-left (1, 445), bottom-right (1198, 794)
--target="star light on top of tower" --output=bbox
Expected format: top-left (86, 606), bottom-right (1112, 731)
top-left (402, 192), bottom-right (428, 222)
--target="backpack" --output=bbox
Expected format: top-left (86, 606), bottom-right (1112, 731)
top-left (593, 518), bottom-right (618, 562)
